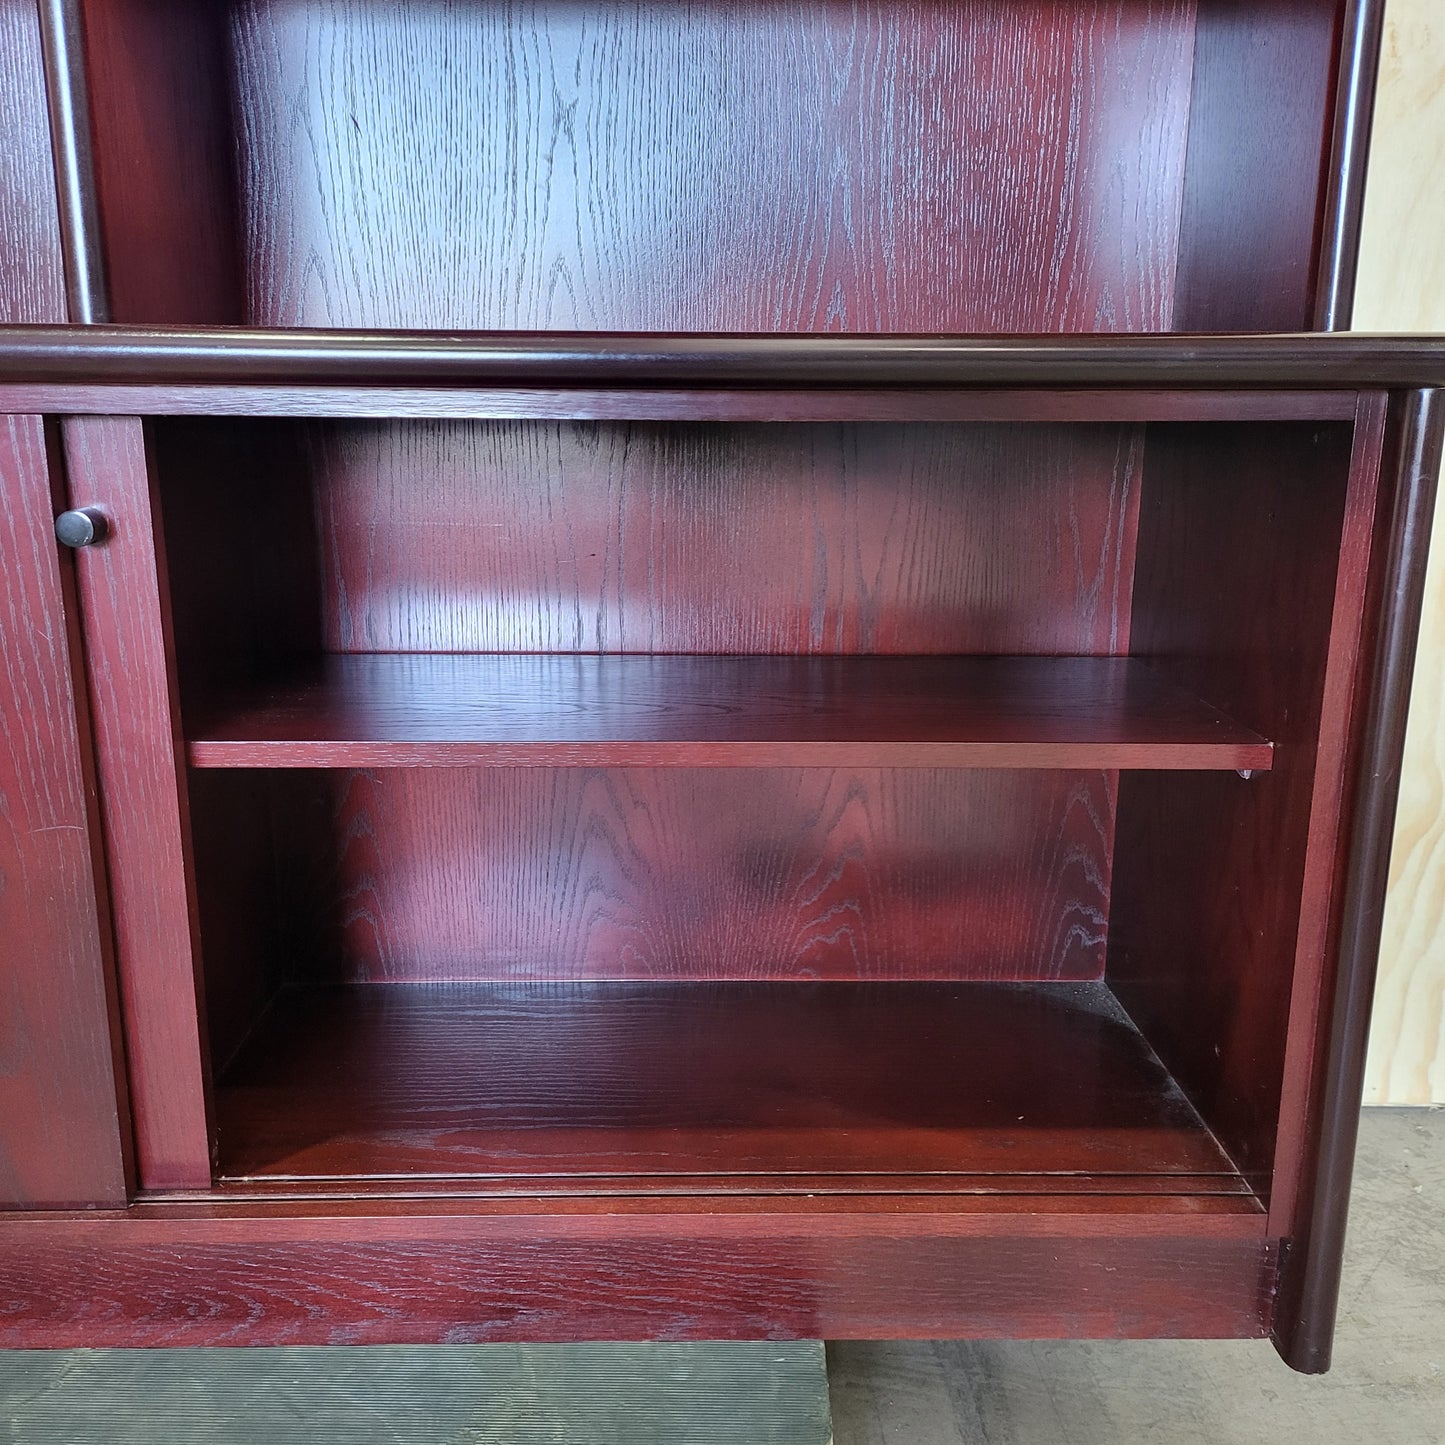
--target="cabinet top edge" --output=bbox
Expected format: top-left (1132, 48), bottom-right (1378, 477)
top-left (0, 327), bottom-right (1442, 390)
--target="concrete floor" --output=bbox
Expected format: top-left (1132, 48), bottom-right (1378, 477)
top-left (0, 1343), bottom-right (830, 1444)
top-left (829, 1108), bottom-right (1445, 1445)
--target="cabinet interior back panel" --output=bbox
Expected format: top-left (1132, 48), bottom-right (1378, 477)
top-left (257, 419), bottom-right (1141, 656)
top-left (229, 0), bottom-right (1197, 331)
top-left (193, 767), bottom-right (1114, 985)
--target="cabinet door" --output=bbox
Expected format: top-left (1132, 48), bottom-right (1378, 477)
top-left (0, 413), bottom-right (131, 1207)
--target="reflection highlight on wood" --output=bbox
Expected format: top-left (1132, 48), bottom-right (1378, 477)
top-left (295, 418), bottom-right (1142, 657)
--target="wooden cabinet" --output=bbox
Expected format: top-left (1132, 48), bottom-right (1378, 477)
top-left (1, 0), bottom-right (1443, 1371)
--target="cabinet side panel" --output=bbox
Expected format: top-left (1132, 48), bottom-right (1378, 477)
top-left (1107, 420), bottom-right (1360, 1197)
top-left (0, 414), bottom-right (129, 1207)
top-left (63, 416), bottom-right (213, 1190)
top-left (1172, 0), bottom-right (1345, 331)
top-left (78, 0), bottom-right (245, 324)
top-left (1273, 389), bottom-right (1444, 1372)
top-left (0, 0), bottom-right (67, 321)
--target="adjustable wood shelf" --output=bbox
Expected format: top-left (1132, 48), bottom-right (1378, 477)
top-left (1, 0), bottom-right (1441, 1372)
top-left (182, 654), bottom-right (1274, 771)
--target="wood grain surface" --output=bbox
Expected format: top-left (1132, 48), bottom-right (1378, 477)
top-left (63, 416), bottom-right (213, 1189)
top-left (0, 383), bottom-right (1367, 424)
top-left (0, 1209), bottom-right (1275, 1348)
top-left (192, 766), bottom-right (1114, 984)
top-left (1171, 0), bottom-right (1344, 331)
top-left (213, 1176), bottom-right (1259, 1207)
top-left (1357, 0), bottom-right (1445, 1103)
top-left (0, 413), bottom-right (130, 1208)
top-left (229, 0), bottom-right (1194, 332)
top-left (1269, 389), bottom-right (1440, 1372)
top-left (212, 980), bottom-right (1239, 1185)
top-left (0, 0), bottom-right (67, 322)
top-left (1265, 397), bottom-right (1390, 1241)
top-left (184, 654), bottom-right (1272, 771)
top-left (80, 0), bottom-right (244, 324)
top-left (231, 418), bottom-right (1143, 657)
top-left (1107, 417), bottom-right (1364, 1204)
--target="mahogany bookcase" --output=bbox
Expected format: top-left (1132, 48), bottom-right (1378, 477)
top-left (2, 0), bottom-right (1444, 1374)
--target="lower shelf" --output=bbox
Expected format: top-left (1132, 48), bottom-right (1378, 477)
top-left (214, 980), bottom-right (1256, 1208)
top-left (183, 654), bottom-right (1273, 771)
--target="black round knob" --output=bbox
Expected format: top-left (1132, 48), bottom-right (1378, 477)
top-left (54, 507), bottom-right (110, 548)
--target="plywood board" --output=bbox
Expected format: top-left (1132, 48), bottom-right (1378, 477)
top-left (1356, 0), bottom-right (1445, 1103)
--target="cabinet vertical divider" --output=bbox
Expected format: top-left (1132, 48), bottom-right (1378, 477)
top-left (61, 414), bottom-right (213, 1191)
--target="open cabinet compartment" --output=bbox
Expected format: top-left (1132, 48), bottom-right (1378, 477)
top-left (149, 402), bottom-right (1366, 1214)
top-left (76, 0), bottom-right (1355, 334)
top-left (3, 0), bottom-right (1437, 1365)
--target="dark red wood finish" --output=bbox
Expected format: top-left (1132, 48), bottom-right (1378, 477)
top-left (155, 415), bottom-right (1143, 659)
top-left (147, 415), bottom-right (322, 1076)
top-left (1172, 0), bottom-right (1351, 332)
top-left (226, 0), bottom-right (1193, 333)
top-left (2, 329), bottom-right (1444, 389)
top-left (149, 416), bottom-right (323, 703)
top-left (1268, 400), bottom-right (1391, 1231)
top-left (0, 0), bottom-right (129, 1212)
top-left (35, 0), bottom-right (106, 322)
top-left (1107, 411), bottom-right (1378, 1204)
top-left (216, 1179), bottom-right (1260, 1209)
top-left (75, 0), bottom-right (243, 325)
top-left (159, 407), bottom-right (1142, 997)
top-left (0, 0), bottom-right (66, 322)
top-left (25, 0), bottom-right (1385, 338)
top-left (35, 0), bottom-right (246, 324)
top-left (0, 0), bottom-right (1430, 1368)
top-left (62, 416), bottom-right (212, 1190)
top-left (1274, 389), bottom-right (1445, 1372)
top-left (213, 980), bottom-right (1244, 1188)
top-left (184, 655), bottom-right (1271, 771)
top-left (0, 413), bottom-right (130, 1208)
top-left (191, 766), bottom-right (1113, 985)
top-left (183, 770), bottom-right (291, 1079)
top-left (0, 384), bottom-right (1367, 423)
top-left (0, 1207), bottom-right (1274, 1349)
top-left (1313, 0), bottom-right (1388, 331)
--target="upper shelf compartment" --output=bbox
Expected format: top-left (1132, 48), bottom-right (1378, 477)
top-left (28, 0), bottom-right (1375, 335)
